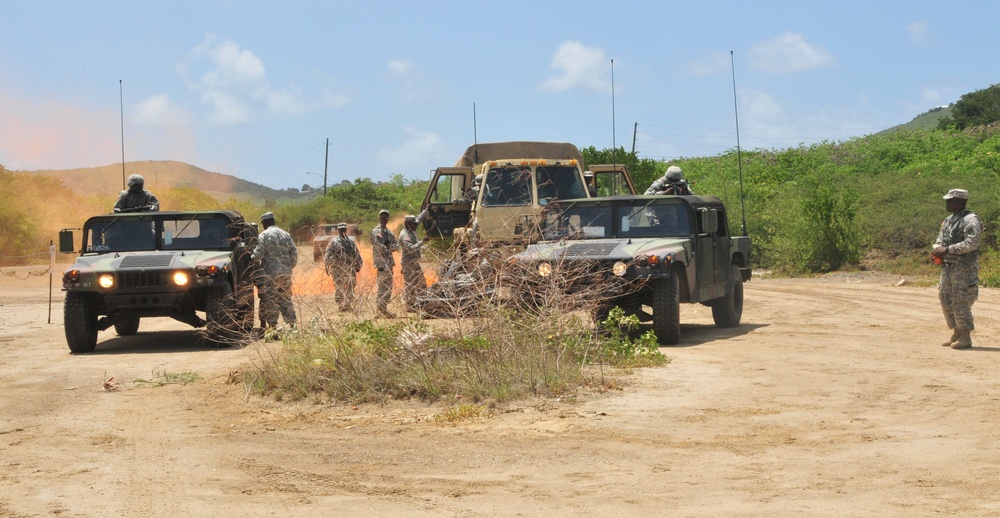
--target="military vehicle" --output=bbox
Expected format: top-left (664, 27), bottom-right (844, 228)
top-left (420, 142), bottom-right (636, 248)
top-left (58, 210), bottom-right (258, 353)
top-left (508, 195), bottom-right (751, 345)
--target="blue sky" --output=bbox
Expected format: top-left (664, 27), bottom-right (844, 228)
top-left (1, 1), bottom-right (997, 190)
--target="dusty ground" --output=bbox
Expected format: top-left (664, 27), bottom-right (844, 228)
top-left (3, 257), bottom-right (1000, 517)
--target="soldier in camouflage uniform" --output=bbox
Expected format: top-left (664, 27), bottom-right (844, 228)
top-left (371, 209), bottom-right (399, 317)
top-left (399, 214), bottom-right (430, 311)
top-left (114, 174), bottom-right (160, 212)
top-left (253, 212), bottom-right (298, 329)
top-left (324, 222), bottom-right (362, 312)
top-left (931, 189), bottom-right (982, 349)
top-left (644, 166), bottom-right (693, 196)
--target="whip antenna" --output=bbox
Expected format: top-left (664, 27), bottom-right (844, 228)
top-left (730, 51), bottom-right (747, 237)
top-left (611, 59), bottom-right (617, 168)
top-left (473, 102), bottom-right (479, 165)
top-left (120, 80), bottom-right (126, 190)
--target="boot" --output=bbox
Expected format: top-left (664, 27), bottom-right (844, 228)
top-left (951, 329), bottom-right (972, 350)
top-left (941, 330), bottom-right (959, 347)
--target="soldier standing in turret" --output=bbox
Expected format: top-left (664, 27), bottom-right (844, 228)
top-left (114, 174), bottom-right (160, 212)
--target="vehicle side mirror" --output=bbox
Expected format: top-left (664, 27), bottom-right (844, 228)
top-left (699, 208), bottom-right (718, 235)
top-left (621, 216), bottom-right (630, 232)
top-left (58, 229), bottom-right (75, 253)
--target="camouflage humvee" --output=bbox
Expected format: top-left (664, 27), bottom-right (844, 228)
top-left (508, 195), bottom-right (751, 345)
top-left (58, 210), bottom-right (258, 353)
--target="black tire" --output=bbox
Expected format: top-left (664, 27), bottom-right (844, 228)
top-left (205, 283), bottom-right (236, 347)
top-left (652, 271), bottom-right (681, 345)
top-left (711, 265), bottom-right (744, 328)
top-left (65, 292), bottom-right (98, 353)
top-left (114, 317), bottom-right (140, 336)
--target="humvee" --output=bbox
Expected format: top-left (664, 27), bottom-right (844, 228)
top-left (58, 210), bottom-right (258, 352)
top-left (508, 195), bottom-right (751, 345)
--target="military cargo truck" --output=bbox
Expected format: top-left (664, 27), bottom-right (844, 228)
top-left (420, 142), bottom-right (636, 247)
top-left (58, 210), bottom-right (258, 352)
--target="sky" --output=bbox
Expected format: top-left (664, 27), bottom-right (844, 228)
top-left (1, 1), bottom-right (997, 191)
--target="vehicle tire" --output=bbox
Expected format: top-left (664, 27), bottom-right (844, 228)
top-left (114, 317), bottom-right (140, 336)
top-left (65, 292), bottom-right (98, 353)
top-left (591, 301), bottom-right (611, 327)
top-left (711, 265), bottom-right (744, 328)
top-left (205, 283), bottom-right (236, 347)
top-left (652, 271), bottom-right (681, 345)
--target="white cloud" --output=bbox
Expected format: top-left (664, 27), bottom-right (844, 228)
top-left (133, 94), bottom-right (192, 127)
top-left (681, 51), bottom-right (731, 77)
top-left (378, 127), bottom-right (446, 169)
top-left (907, 21), bottom-right (930, 44)
top-left (177, 34), bottom-right (333, 125)
top-left (749, 32), bottom-right (833, 73)
top-left (738, 88), bottom-right (786, 123)
top-left (385, 59), bottom-right (441, 102)
top-left (539, 41), bottom-right (610, 93)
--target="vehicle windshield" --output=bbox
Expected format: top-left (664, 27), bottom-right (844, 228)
top-left (541, 204), bottom-right (612, 240)
top-left (619, 201), bottom-right (690, 238)
top-left (535, 165), bottom-right (587, 202)
top-left (481, 166), bottom-right (533, 207)
top-left (83, 215), bottom-right (232, 253)
top-left (540, 201), bottom-right (691, 240)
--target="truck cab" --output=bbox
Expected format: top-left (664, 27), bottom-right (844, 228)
top-left (421, 142), bottom-right (635, 246)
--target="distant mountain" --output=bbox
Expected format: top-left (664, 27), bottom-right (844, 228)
top-left (878, 105), bottom-right (953, 135)
top-left (16, 160), bottom-right (309, 201)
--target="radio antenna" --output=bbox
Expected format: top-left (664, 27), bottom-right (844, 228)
top-left (730, 51), bottom-right (748, 237)
top-left (611, 59), bottom-right (617, 168)
top-left (119, 79), bottom-right (126, 190)
top-left (473, 102), bottom-right (479, 165)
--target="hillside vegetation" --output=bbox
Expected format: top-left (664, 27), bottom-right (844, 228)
top-left (5, 84), bottom-right (1000, 283)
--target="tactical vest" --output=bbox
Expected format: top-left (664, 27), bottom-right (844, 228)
top-left (944, 210), bottom-right (980, 259)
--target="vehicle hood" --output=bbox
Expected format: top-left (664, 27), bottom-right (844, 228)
top-left (67, 250), bottom-right (233, 271)
top-left (515, 237), bottom-right (688, 262)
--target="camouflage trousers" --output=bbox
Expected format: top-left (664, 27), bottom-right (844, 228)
top-left (330, 267), bottom-right (357, 310)
top-left (402, 262), bottom-right (427, 311)
top-left (939, 266), bottom-right (978, 331)
top-left (259, 274), bottom-right (297, 327)
top-left (376, 268), bottom-right (393, 311)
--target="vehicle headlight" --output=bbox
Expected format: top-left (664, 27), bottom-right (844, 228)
top-left (195, 264), bottom-right (221, 277)
top-left (612, 261), bottom-right (628, 277)
top-left (173, 271), bottom-right (190, 286)
top-left (98, 273), bottom-right (115, 289)
top-left (538, 262), bottom-right (552, 277)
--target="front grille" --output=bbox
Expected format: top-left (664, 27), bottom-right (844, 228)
top-left (120, 254), bottom-right (175, 268)
top-left (118, 271), bottom-right (168, 289)
top-left (565, 242), bottom-right (619, 258)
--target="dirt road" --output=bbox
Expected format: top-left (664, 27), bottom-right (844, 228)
top-left (3, 263), bottom-right (1000, 517)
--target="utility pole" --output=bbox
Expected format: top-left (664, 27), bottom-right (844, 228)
top-left (323, 138), bottom-right (329, 196)
top-left (631, 122), bottom-right (637, 155)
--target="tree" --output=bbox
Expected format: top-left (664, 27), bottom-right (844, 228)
top-left (579, 146), bottom-right (664, 192)
top-left (937, 84), bottom-right (1000, 130)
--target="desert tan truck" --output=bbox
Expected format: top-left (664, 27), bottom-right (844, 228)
top-left (421, 141), bottom-right (635, 247)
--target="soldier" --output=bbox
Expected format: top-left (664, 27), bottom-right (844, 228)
top-left (253, 212), bottom-right (298, 329)
top-left (399, 214), bottom-right (430, 311)
top-left (324, 222), bottom-right (362, 312)
top-left (371, 209), bottom-right (399, 317)
top-left (931, 189), bottom-right (983, 349)
top-left (645, 166), bottom-right (693, 196)
top-left (114, 174), bottom-right (160, 212)
top-left (584, 170), bottom-right (598, 197)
